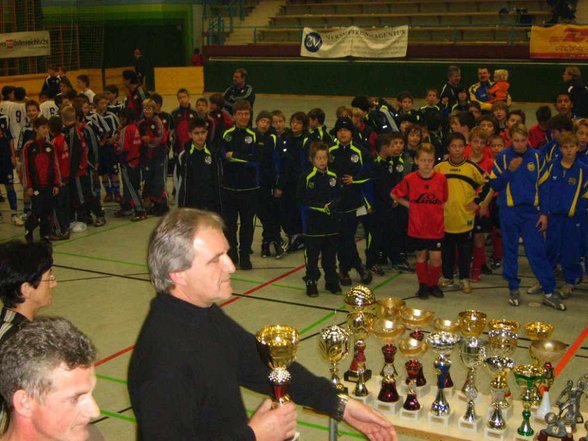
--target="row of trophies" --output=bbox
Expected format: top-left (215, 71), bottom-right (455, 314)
top-left (254, 284), bottom-right (587, 441)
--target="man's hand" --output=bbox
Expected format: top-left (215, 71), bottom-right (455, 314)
top-left (249, 399), bottom-right (297, 441)
top-left (343, 399), bottom-right (397, 441)
top-left (536, 214), bottom-right (548, 232)
top-left (52, 186), bottom-right (59, 196)
top-left (273, 188), bottom-right (283, 198)
top-left (479, 203), bottom-right (489, 217)
top-left (342, 175), bottom-right (353, 185)
top-left (508, 157), bottom-right (523, 172)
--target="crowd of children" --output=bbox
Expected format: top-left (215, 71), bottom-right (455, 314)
top-left (0, 64), bottom-right (586, 311)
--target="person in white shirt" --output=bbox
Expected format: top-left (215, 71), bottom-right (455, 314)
top-left (76, 74), bottom-right (95, 105)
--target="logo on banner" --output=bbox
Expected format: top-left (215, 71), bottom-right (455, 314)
top-left (304, 32), bottom-right (323, 53)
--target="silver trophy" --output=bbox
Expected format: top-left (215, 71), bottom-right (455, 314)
top-left (459, 337), bottom-right (488, 397)
top-left (426, 331), bottom-right (461, 417)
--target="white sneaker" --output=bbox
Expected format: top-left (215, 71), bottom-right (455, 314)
top-left (439, 278), bottom-right (460, 292)
top-left (461, 279), bottom-right (473, 294)
top-left (71, 222), bottom-right (87, 233)
top-left (11, 213), bottom-right (24, 226)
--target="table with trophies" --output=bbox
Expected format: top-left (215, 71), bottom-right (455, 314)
top-left (255, 284), bottom-right (588, 441)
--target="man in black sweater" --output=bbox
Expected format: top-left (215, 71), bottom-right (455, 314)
top-left (128, 208), bottom-right (398, 441)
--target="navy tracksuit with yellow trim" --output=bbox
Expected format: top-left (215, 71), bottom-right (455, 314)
top-left (221, 126), bottom-right (260, 260)
top-left (297, 166), bottom-right (340, 284)
top-left (489, 147), bottom-right (555, 293)
top-left (329, 141), bottom-right (373, 272)
top-left (539, 158), bottom-right (588, 285)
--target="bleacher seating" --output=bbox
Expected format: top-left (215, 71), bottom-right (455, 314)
top-left (254, 0), bottom-right (549, 44)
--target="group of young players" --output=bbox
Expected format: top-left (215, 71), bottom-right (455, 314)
top-left (0, 64), bottom-right (585, 311)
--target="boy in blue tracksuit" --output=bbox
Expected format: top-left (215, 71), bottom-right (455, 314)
top-left (298, 141), bottom-right (341, 297)
top-left (539, 132), bottom-right (588, 299)
top-left (488, 123), bottom-right (565, 310)
top-left (329, 117), bottom-right (373, 286)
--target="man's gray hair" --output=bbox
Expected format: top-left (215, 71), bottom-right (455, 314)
top-left (147, 208), bottom-right (225, 293)
top-left (0, 316), bottom-right (96, 409)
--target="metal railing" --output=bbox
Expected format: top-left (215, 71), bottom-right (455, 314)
top-left (204, 0), bottom-right (246, 44)
top-left (204, 22), bottom-right (535, 45)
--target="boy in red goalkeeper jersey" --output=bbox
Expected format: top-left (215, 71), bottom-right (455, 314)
top-left (391, 143), bottom-right (448, 299)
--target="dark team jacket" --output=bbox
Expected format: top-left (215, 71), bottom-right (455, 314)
top-left (63, 124), bottom-right (89, 178)
top-left (171, 106), bottom-right (199, 153)
top-left (22, 139), bottom-right (61, 189)
top-left (174, 142), bottom-right (221, 211)
top-left (255, 129), bottom-right (279, 188)
top-left (157, 111), bottom-right (173, 151)
top-left (538, 158), bottom-right (588, 217)
top-left (276, 131), bottom-right (311, 190)
top-left (221, 126), bottom-right (260, 191)
top-left (138, 116), bottom-right (167, 162)
top-left (223, 83), bottom-right (256, 114)
top-left (125, 84), bottom-right (149, 118)
top-left (297, 166), bottom-right (341, 236)
top-left (40, 75), bottom-right (61, 98)
top-left (328, 141), bottom-right (373, 212)
top-left (371, 154), bottom-right (411, 212)
top-left (308, 126), bottom-right (333, 146)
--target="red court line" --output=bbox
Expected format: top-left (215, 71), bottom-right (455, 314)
top-left (96, 344), bottom-right (135, 367)
top-left (554, 327), bottom-right (588, 377)
top-left (219, 263), bottom-right (306, 307)
top-left (95, 264), bottom-right (306, 366)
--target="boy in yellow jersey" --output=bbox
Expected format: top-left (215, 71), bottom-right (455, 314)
top-left (434, 132), bottom-right (489, 293)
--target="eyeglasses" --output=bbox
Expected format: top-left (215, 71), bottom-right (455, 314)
top-left (41, 275), bottom-right (57, 283)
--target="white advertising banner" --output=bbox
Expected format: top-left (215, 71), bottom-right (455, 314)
top-left (0, 31), bottom-right (51, 59)
top-left (300, 26), bottom-right (408, 58)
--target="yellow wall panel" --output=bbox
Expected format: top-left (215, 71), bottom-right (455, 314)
top-left (154, 67), bottom-right (204, 96)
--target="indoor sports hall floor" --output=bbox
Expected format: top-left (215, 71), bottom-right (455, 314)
top-left (1, 94), bottom-right (586, 441)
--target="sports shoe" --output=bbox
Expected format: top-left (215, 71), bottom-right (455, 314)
top-left (461, 279), bottom-right (473, 294)
top-left (481, 264), bottom-right (493, 275)
top-left (439, 278), bottom-right (459, 292)
top-left (542, 292), bottom-right (566, 311)
top-left (287, 234), bottom-right (305, 252)
top-left (368, 264), bottom-right (385, 276)
top-left (114, 209), bottom-right (133, 217)
top-left (560, 284), bottom-right (574, 299)
top-left (261, 242), bottom-right (271, 258)
top-left (339, 270), bottom-right (352, 286)
top-left (11, 213), bottom-right (24, 226)
top-left (416, 284), bottom-right (429, 299)
top-left (357, 266), bottom-right (373, 284)
top-left (306, 280), bottom-right (319, 297)
top-left (131, 212), bottom-right (147, 222)
top-left (71, 222), bottom-right (87, 233)
top-left (274, 241), bottom-right (288, 259)
top-left (239, 254), bottom-right (252, 270)
top-left (393, 260), bottom-right (412, 272)
top-left (325, 282), bottom-right (342, 294)
top-left (491, 259), bottom-right (502, 269)
top-left (430, 285), bottom-right (445, 298)
top-left (509, 289), bottom-right (521, 306)
top-left (526, 282), bottom-right (543, 295)
top-left (94, 216), bottom-right (107, 227)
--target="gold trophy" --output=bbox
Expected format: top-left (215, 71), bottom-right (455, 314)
top-left (488, 319), bottom-right (520, 333)
top-left (531, 339), bottom-right (567, 421)
top-left (319, 325), bottom-right (350, 394)
top-left (256, 325), bottom-right (300, 406)
top-left (399, 306), bottom-right (435, 341)
top-left (371, 318), bottom-right (406, 413)
top-left (525, 321), bottom-right (554, 342)
top-left (344, 285), bottom-right (376, 383)
top-left (398, 337), bottom-right (429, 420)
top-left (458, 310), bottom-right (487, 339)
top-left (376, 297), bottom-right (405, 319)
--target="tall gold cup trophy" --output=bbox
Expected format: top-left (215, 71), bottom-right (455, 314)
top-left (344, 285), bottom-right (376, 383)
top-left (256, 324), bottom-right (301, 441)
